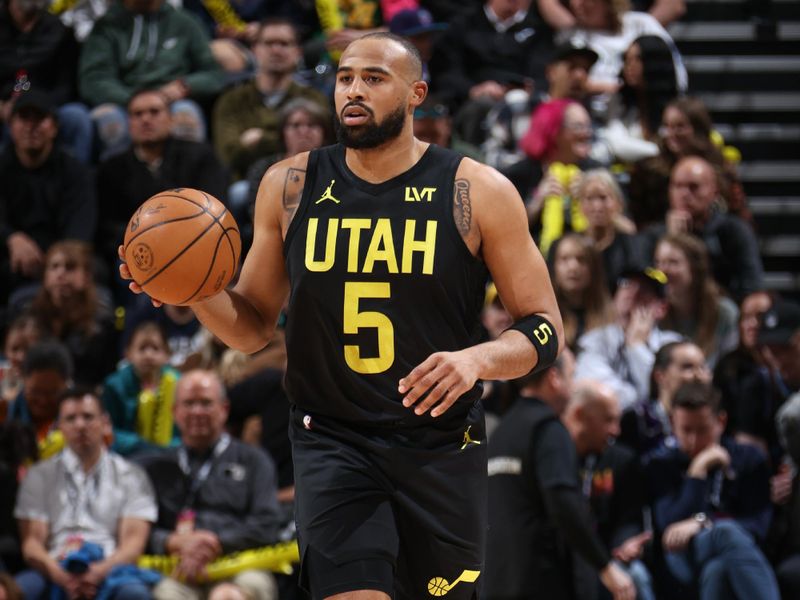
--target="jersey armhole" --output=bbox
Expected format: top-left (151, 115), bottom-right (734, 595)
top-left (283, 149), bottom-right (321, 257)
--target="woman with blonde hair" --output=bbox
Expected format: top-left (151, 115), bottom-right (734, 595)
top-left (654, 232), bottom-right (739, 367)
top-left (577, 168), bottom-right (639, 292)
top-left (549, 232), bottom-right (615, 349)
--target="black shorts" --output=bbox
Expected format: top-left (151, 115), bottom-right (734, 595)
top-left (289, 403), bottom-right (488, 599)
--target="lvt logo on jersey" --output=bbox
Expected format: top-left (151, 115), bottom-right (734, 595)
top-left (405, 186), bottom-right (437, 202)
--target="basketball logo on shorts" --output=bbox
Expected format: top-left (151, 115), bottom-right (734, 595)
top-left (131, 243), bottom-right (154, 271)
top-left (427, 570), bottom-right (480, 596)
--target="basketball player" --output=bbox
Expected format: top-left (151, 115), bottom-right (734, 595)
top-left (120, 33), bottom-right (563, 600)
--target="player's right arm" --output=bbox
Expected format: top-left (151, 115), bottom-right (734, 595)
top-left (188, 154), bottom-right (310, 352)
top-left (120, 153), bottom-right (309, 353)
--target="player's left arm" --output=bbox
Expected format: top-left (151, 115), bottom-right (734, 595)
top-left (399, 160), bottom-right (564, 417)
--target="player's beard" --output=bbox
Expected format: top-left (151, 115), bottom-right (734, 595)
top-left (335, 104), bottom-right (406, 149)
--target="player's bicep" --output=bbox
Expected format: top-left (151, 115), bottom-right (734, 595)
top-left (472, 167), bottom-right (564, 347)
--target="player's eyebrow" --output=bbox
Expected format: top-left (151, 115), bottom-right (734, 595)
top-left (336, 65), bottom-right (393, 77)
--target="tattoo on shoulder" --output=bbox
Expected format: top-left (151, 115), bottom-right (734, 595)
top-left (453, 178), bottom-right (472, 236)
top-left (282, 167), bottom-right (306, 223)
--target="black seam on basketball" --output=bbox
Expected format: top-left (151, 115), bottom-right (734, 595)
top-left (125, 211), bottom-right (207, 246)
top-left (139, 216), bottom-right (220, 287)
top-left (177, 226), bottom-right (229, 304)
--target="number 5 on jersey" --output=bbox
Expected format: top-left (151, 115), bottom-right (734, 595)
top-left (343, 282), bottom-right (395, 374)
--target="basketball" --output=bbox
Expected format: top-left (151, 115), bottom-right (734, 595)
top-left (123, 188), bottom-right (241, 306)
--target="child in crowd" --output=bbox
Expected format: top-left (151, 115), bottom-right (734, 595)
top-left (0, 316), bottom-right (44, 417)
top-left (102, 321), bottom-right (181, 456)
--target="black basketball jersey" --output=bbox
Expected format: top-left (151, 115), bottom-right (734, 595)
top-left (283, 144), bottom-right (488, 427)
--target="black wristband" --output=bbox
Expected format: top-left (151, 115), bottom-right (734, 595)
top-left (506, 314), bottom-right (559, 374)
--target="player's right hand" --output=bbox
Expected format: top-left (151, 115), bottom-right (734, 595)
top-left (118, 244), bottom-right (163, 307)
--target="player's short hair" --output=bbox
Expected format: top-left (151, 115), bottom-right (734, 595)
top-left (358, 32), bottom-right (423, 81)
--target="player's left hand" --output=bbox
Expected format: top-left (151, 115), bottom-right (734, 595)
top-left (398, 350), bottom-right (481, 418)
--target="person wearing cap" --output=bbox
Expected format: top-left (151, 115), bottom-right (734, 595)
top-left (759, 301), bottom-right (800, 394)
top-left (0, 0), bottom-right (93, 163)
top-left (0, 89), bottom-right (96, 303)
top-left (575, 266), bottom-right (682, 411)
top-left (412, 96), bottom-right (483, 161)
top-left (645, 381), bottom-right (780, 600)
top-left (388, 8), bottom-right (446, 83)
top-left (483, 39), bottom-right (598, 170)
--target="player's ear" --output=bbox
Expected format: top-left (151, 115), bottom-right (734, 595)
top-left (409, 80), bottom-right (428, 109)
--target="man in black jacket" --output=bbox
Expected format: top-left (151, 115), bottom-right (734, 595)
top-left (95, 89), bottom-right (229, 297)
top-left (485, 350), bottom-right (635, 600)
top-left (143, 369), bottom-right (281, 600)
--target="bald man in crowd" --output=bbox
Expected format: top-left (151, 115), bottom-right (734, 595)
top-left (640, 156), bottom-right (763, 302)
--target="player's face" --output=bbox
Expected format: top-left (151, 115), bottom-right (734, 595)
top-left (554, 238), bottom-right (590, 296)
top-left (283, 109), bottom-right (325, 155)
top-left (334, 39), bottom-right (417, 149)
top-left (254, 24), bottom-right (300, 76)
top-left (59, 396), bottom-right (107, 457)
top-left (672, 406), bottom-right (722, 459)
top-left (655, 241), bottom-right (691, 293)
top-left (128, 92), bottom-right (171, 144)
top-left (579, 179), bottom-right (618, 229)
top-left (126, 328), bottom-right (170, 382)
top-left (174, 374), bottom-right (229, 450)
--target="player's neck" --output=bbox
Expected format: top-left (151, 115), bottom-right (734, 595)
top-left (344, 135), bottom-right (428, 184)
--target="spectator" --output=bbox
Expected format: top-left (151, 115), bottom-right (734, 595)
top-left (505, 98), bottom-right (600, 253)
top-left (412, 97), bottom-right (482, 158)
top-left (646, 381), bottom-right (780, 600)
top-left (388, 7), bottom-right (447, 83)
top-left (575, 265), bottom-right (681, 410)
top-left (485, 350), bottom-right (636, 600)
top-left (15, 241), bottom-right (117, 386)
top-left (714, 291), bottom-right (787, 458)
top-left (548, 232), bottom-right (614, 349)
top-left (212, 17), bottom-right (329, 181)
top-left (562, 381), bottom-right (655, 600)
top-left (428, 0), bottom-right (554, 145)
top-left (240, 96), bottom-right (334, 251)
top-left (536, 0), bottom-right (686, 29)
top-left (629, 96), bottom-right (750, 229)
top-left (0, 420), bottom-right (37, 573)
top-left (558, 0), bottom-right (686, 112)
top-left (576, 168), bottom-right (640, 293)
top-left (95, 89), bottom-right (229, 291)
top-left (79, 0), bottom-right (224, 157)
top-left (654, 233), bottom-right (739, 368)
top-left (142, 370), bottom-right (280, 600)
top-left (0, 91), bottom-right (96, 302)
top-left (757, 300), bottom-right (800, 396)
top-left (640, 155), bottom-right (763, 302)
top-left (1, 314), bottom-right (44, 411)
top-left (8, 340), bottom-right (71, 459)
top-left (620, 340), bottom-right (710, 455)
top-left (598, 34), bottom-right (684, 163)
top-left (483, 40), bottom-right (598, 170)
top-left (0, 0), bottom-right (92, 163)
top-left (102, 320), bottom-right (180, 457)
top-left (14, 388), bottom-right (158, 600)
top-left (772, 391), bottom-right (800, 599)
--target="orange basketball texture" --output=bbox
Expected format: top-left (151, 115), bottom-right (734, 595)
top-left (123, 188), bottom-right (241, 306)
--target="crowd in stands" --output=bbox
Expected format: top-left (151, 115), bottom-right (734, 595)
top-left (1, 0), bottom-right (799, 598)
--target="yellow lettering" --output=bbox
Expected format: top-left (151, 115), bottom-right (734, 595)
top-left (343, 281), bottom-right (394, 374)
top-left (304, 218), bottom-right (338, 272)
top-left (362, 219), bottom-right (398, 274)
top-left (421, 187), bottom-right (437, 201)
top-left (404, 187), bottom-right (418, 202)
top-left (533, 323), bottom-right (552, 345)
top-left (402, 219), bottom-right (437, 275)
top-left (341, 218), bottom-right (371, 273)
